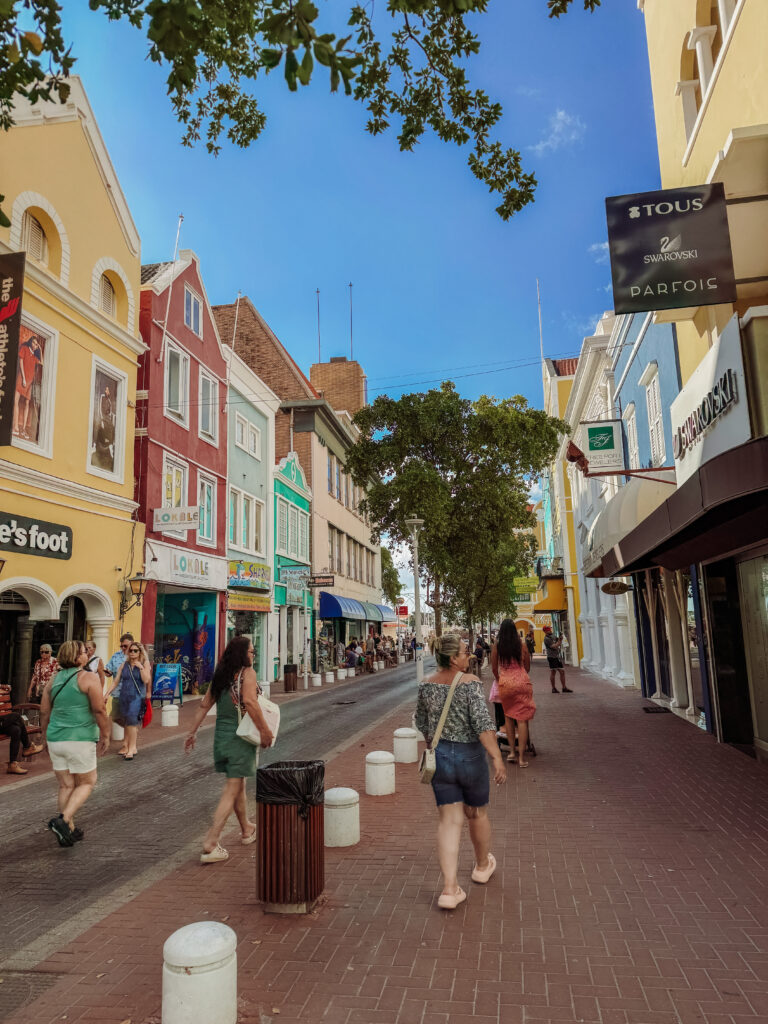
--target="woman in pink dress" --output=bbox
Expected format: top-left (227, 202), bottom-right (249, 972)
top-left (491, 618), bottom-right (535, 767)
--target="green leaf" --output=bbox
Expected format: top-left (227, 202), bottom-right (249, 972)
top-left (297, 48), bottom-right (313, 86)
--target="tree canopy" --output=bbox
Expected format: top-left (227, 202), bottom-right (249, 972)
top-left (345, 382), bottom-right (566, 633)
top-left (379, 545), bottom-right (401, 609)
top-left (1, 0), bottom-right (601, 226)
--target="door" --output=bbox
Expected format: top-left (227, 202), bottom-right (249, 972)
top-left (737, 553), bottom-right (768, 757)
top-left (702, 559), bottom-right (754, 753)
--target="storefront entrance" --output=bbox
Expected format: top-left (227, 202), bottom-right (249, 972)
top-left (154, 590), bottom-right (218, 694)
top-left (737, 551), bottom-right (768, 760)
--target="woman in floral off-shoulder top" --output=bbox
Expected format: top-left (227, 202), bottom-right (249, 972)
top-left (415, 634), bottom-right (506, 910)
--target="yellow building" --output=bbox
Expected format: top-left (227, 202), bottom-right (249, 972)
top-left (0, 78), bottom-right (145, 699)
top-left (538, 358), bottom-right (582, 666)
top-left (513, 501), bottom-right (550, 655)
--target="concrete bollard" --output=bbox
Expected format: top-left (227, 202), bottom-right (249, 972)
top-left (261, 680), bottom-right (271, 699)
top-left (377, 660), bottom-right (385, 671)
top-left (162, 921), bottom-right (237, 1024)
top-left (161, 703), bottom-right (179, 728)
top-left (365, 750), bottom-right (396, 795)
top-left (324, 671), bottom-right (335, 684)
top-left (372, 660), bottom-right (380, 672)
top-left (398, 655), bottom-right (405, 665)
top-left (410, 713), bottom-right (426, 742)
top-left (337, 667), bottom-right (347, 680)
top-left (111, 721), bottom-right (124, 741)
top-left (311, 673), bottom-right (322, 687)
top-left (324, 787), bottom-right (360, 847)
top-left (393, 726), bottom-right (420, 763)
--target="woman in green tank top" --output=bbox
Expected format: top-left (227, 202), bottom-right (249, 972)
top-left (41, 640), bottom-right (111, 847)
top-left (184, 636), bottom-right (274, 864)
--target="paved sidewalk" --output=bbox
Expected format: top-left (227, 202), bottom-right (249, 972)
top-left (4, 661), bottom-right (768, 1024)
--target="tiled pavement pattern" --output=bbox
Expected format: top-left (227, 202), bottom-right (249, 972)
top-left (3, 661), bottom-right (768, 1024)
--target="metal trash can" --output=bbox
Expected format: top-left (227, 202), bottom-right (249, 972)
top-left (283, 663), bottom-right (298, 693)
top-left (256, 760), bottom-right (325, 913)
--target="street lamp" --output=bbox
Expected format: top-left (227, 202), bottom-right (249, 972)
top-left (404, 515), bottom-right (425, 681)
top-left (119, 572), bottom-right (149, 617)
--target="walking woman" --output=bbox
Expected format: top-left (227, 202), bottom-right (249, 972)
top-left (113, 642), bottom-right (151, 760)
top-left (415, 634), bottom-right (506, 910)
top-left (491, 619), bottom-right (535, 767)
top-left (184, 635), bottom-right (274, 864)
top-left (41, 641), bottom-right (111, 845)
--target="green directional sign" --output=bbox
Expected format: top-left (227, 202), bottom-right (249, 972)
top-left (587, 426), bottom-right (615, 451)
top-left (513, 576), bottom-right (539, 592)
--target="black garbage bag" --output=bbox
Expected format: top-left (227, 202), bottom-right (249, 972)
top-left (256, 760), bottom-right (325, 818)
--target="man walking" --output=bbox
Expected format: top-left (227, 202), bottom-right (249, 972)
top-left (543, 626), bottom-right (572, 693)
top-left (105, 632), bottom-right (132, 754)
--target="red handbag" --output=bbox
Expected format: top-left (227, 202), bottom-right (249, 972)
top-left (142, 699), bottom-right (153, 728)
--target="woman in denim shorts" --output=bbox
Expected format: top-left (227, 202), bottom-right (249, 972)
top-left (415, 634), bottom-right (506, 909)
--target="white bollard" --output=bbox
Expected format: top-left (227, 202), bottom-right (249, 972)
top-left (393, 726), bottom-right (420, 763)
top-left (162, 921), bottom-right (237, 1024)
top-left (337, 667), bottom-right (347, 680)
top-left (161, 704), bottom-right (179, 728)
top-left (410, 713), bottom-right (426, 742)
top-left (261, 680), bottom-right (271, 699)
top-left (324, 787), bottom-right (360, 847)
top-left (365, 750), bottom-right (396, 795)
top-left (311, 673), bottom-right (322, 687)
top-left (325, 671), bottom-right (335, 684)
top-left (377, 660), bottom-right (385, 671)
top-left (111, 721), bottom-right (124, 741)
top-left (398, 655), bottom-right (405, 665)
top-left (372, 660), bottom-right (380, 672)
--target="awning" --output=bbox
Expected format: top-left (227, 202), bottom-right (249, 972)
top-left (533, 578), bottom-right (566, 613)
top-left (603, 436), bottom-right (768, 576)
top-left (318, 592), bottom-right (367, 620)
top-left (375, 604), bottom-right (397, 622)
top-left (582, 471), bottom-right (676, 578)
top-left (359, 601), bottom-right (383, 622)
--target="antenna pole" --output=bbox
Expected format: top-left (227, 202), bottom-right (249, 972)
top-left (349, 281), bottom-right (353, 360)
top-left (157, 213), bottom-right (183, 364)
top-left (316, 288), bottom-right (321, 363)
top-left (537, 278), bottom-right (545, 404)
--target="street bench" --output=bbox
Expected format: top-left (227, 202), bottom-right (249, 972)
top-left (0, 702), bottom-right (43, 760)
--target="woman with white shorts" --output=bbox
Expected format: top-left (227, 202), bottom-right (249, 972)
top-left (40, 641), bottom-right (111, 847)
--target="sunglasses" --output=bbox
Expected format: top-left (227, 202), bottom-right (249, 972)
top-left (128, 647), bottom-right (140, 653)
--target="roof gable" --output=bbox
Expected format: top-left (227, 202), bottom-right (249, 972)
top-left (274, 452), bottom-right (311, 499)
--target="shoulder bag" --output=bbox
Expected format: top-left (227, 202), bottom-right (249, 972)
top-left (418, 671), bottom-right (463, 785)
top-left (235, 671), bottom-right (280, 748)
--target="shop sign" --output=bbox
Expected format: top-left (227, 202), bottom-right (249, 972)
top-left (533, 614), bottom-right (553, 627)
top-left (0, 252), bottom-right (26, 446)
top-left (579, 421), bottom-right (625, 472)
top-left (396, 604), bottom-right (408, 617)
top-left (308, 574), bottom-right (335, 588)
top-left (280, 566), bottom-right (310, 585)
top-left (228, 559), bottom-right (271, 591)
top-left (228, 591), bottom-right (272, 612)
top-left (605, 183), bottom-right (736, 314)
top-left (145, 540), bottom-right (228, 590)
top-left (0, 511), bottom-right (72, 559)
top-left (152, 663), bottom-right (182, 701)
top-left (513, 577), bottom-right (540, 592)
top-left (670, 316), bottom-right (751, 486)
top-left (153, 506), bottom-right (200, 531)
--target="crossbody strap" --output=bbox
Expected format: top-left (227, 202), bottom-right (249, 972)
top-left (430, 671), bottom-right (464, 750)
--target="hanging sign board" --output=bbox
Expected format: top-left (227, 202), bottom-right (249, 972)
top-left (396, 605), bottom-right (408, 617)
top-left (228, 591), bottom-right (272, 612)
top-left (580, 421), bottom-right (625, 472)
top-left (605, 183), bottom-right (736, 314)
top-left (0, 252), bottom-right (26, 446)
top-left (228, 559), bottom-right (271, 591)
top-left (513, 577), bottom-right (540, 592)
top-left (153, 506), bottom-right (200, 531)
top-left (308, 574), bottom-right (335, 588)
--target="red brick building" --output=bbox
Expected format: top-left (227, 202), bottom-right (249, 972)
top-left (135, 252), bottom-right (228, 693)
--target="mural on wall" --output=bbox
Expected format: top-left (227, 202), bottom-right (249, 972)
top-left (13, 324), bottom-right (46, 444)
top-left (154, 592), bottom-right (217, 693)
top-left (89, 367), bottom-right (119, 472)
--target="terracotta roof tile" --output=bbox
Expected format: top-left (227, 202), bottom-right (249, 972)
top-left (552, 358), bottom-right (578, 377)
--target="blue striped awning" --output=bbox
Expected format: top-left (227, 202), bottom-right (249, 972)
top-left (360, 601), bottom-right (383, 622)
top-left (375, 604), bottom-right (397, 622)
top-left (319, 592), bottom-right (367, 620)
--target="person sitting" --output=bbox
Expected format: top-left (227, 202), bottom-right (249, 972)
top-left (1, 685), bottom-right (43, 776)
top-left (345, 645), bottom-right (358, 670)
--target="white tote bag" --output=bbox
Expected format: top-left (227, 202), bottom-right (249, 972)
top-left (234, 672), bottom-right (280, 747)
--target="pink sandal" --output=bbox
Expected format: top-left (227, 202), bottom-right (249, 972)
top-left (437, 886), bottom-right (467, 910)
top-left (471, 853), bottom-right (496, 884)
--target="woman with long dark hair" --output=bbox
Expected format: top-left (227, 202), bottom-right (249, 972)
top-left (184, 635), bottom-right (274, 864)
top-left (491, 619), bottom-right (535, 768)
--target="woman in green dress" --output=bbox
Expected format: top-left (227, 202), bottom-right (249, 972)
top-left (185, 635), bottom-right (274, 864)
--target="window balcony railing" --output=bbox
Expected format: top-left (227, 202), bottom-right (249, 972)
top-left (536, 555), bottom-right (564, 579)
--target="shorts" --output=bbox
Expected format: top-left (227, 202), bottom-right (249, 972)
top-left (547, 657), bottom-right (564, 670)
top-left (432, 740), bottom-right (489, 808)
top-left (48, 740), bottom-right (97, 774)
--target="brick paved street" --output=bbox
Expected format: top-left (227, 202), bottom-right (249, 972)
top-left (3, 659), bottom-right (768, 1024)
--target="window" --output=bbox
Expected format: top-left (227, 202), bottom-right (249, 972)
top-left (336, 461), bottom-right (341, 500)
top-left (229, 487), bottom-right (264, 554)
top-left (288, 506), bottom-right (299, 557)
top-left (277, 498), bottom-right (308, 561)
top-left (99, 274), bottom-right (116, 317)
top-left (165, 343), bottom-right (190, 425)
top-left (352, 542), bottom-right (357, 581)
top-left (640, 364), bottom-right (666, 466)
top-left (335, 530), bottom-right (343, 574)
top-left (12, 317), bottom-right (56, 458)
top-left (328, 525), bottom-right (335, 571)
top-left (248, 424), bottom-right (261, 460)
top-left (344, 474), bottom-right (350, 508)
top-left (88, 358), bottom-right (127, 482)
top-left (198, 474), bottom-right (216, 544)
top-left (347, 537), bottom-right (353, 577)
top-left (199, 371), bottom-right (218, 443)
top-left (277, 499), bottom-right (288, 553)
top-left (623, 403), bottom-right (639, 470)
top-left (164, 458), bottom-right (187, 509)
top-left (299, 512), bottom-right (309, 561)
top-left (23, 213), bottom-right (47, 265)
top-left (328, 453), bottom-right (334, 494)
top-left (184, 286), bottom-right (202, 336)
top-left (235, 414), bottom-right (247, 449)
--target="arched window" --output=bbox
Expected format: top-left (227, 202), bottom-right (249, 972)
top-left (22, 212), bottom-right (48, 265)
top-left (99, 274), bottom-right (116, 317)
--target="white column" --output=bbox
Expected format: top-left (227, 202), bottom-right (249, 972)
top-left (717, 0), bottom-right (736, 34)
top-left (675, 79), bottom-right (700, 141)
top-left (597, 614), bottom-right (612, 678)
top-left (661, 570), bottom-right (689, 710)
top-left (687, 26), bottom-right (717, 94)
top-left (578, 615), bottom-right (592, 670)
top-left (88, 616), bottom-right (114, 662)
top-left (614, 599), bottom-right (636, 687)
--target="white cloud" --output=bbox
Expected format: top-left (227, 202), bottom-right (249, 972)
top-left (588, 241), bottom-right (610, 265)
top-left (516, 85), bottom-right (542, 98)
top-left (530, 109), bottom-right (586, 156)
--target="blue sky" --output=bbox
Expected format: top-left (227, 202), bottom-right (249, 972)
top-left (55, 0), bottom-right (660, 409)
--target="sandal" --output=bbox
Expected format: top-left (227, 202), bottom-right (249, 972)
top-left (241, 826), bottom-right (258, 846)
top-left (437, 886), bottom-right (466, 910)
top-left (200, 843), bottom-right (229, 864)
top-left (506, 754), bottom-right (516, 763)
top-left (471, 853), bottom-right (496, 885)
